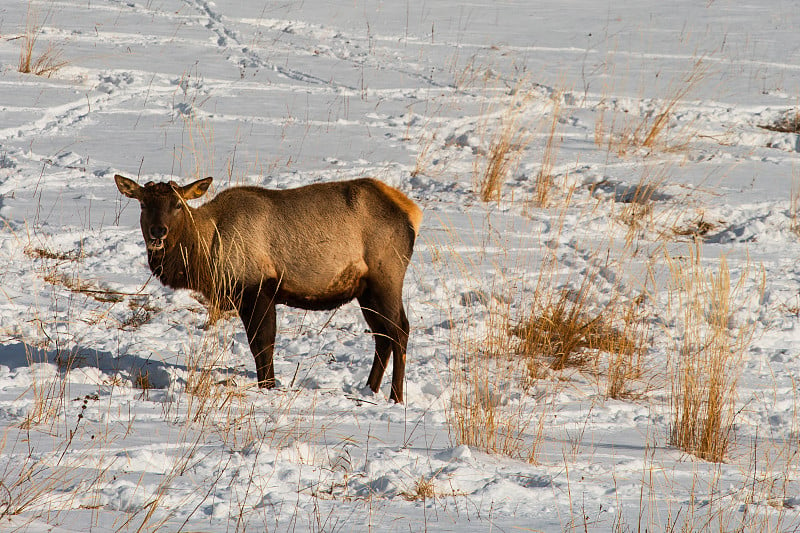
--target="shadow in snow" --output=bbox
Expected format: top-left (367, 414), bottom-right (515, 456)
top-left (0, 342), bottom-right (182, 389)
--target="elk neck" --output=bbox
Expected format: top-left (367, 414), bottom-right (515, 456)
top-left (146, 206), bottom-right (216, 295)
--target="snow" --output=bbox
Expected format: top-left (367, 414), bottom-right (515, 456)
top-left (1, 0), bottom-right (800, 530)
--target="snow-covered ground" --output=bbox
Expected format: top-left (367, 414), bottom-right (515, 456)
top-left (1, 0), bottom-right (800, 530)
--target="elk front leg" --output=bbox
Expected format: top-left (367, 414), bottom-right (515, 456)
top-left (237, 286), bottom-right (277, 388)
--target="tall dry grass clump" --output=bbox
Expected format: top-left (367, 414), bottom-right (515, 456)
top-left (667, 243), bottom-right (762, 462)
top-left (530, 91), bottom-right (563, 208)
top-left (473, 85), bottom-right (537, 203)
top-left (433, 218), bottom-right (551, 463)
top-left (18, 6), bottom-right (67, 77)
top-left (448, 297), bottom-right (553, 463)
top-left (444, 201), bottom-right (654, 467)
top-left (515, 269), bottom-right (649, 398)
top-left (512, 207), bottom-right (651, 398)
top-left (448, 305), bottom-right (550, 463)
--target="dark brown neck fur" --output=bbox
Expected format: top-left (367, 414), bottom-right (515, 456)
top-left (146, 209), bottom-right (215, 298)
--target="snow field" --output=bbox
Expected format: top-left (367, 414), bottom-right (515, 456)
top-left (1, 0), bottom-right (800, 531)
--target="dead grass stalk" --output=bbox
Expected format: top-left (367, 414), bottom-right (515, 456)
top-left (530, 91), bottom-right (563, 207)
top-left (595, 59), bottom-right (707, 157)
top-left (474, 83), bottom-right (537, 203)
top-left (18, 5), bottom-right (67, 77)
top-left (667, 243), bottom-right (762, 462)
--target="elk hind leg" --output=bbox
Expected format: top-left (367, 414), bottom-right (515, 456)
top-left (359, 293), bottom-right (392, 393)
top-left (358, 287), bottom-right (408, 403)
top-left (388, 305), bottom-right (409, 403)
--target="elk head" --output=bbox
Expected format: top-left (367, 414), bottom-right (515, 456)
top-left (114, 175), bottom-right (213, 251)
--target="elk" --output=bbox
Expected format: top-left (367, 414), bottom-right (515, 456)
top-left (114, 174), bottom-right (421, 403)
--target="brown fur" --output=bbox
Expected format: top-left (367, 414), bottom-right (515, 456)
top-left (115, 175), bottom-right (420, 403)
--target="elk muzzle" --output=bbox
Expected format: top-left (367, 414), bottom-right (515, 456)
top-left (147, 225), bottom-right (168, 250)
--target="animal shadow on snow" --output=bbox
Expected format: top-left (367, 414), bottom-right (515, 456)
top-left (0, 342), bottom-right (224, 390)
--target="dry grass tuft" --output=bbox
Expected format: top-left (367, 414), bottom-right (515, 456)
top-left (42, 271), bottom-right (127, 304)
top-left (26, 244), bottom-right (135, 304)
top-left (401, 475), bottom-right (437, 501)
top-left (24, 246), bottom-right (81, 262)
top-left (614, 168), bottom-right (669, 247)
top-left (530, 91), bottom-right (564, 207)
top-left (445, 263), bottom-right (550, 463)
top-left (121, 297), bottom-right (159, 329)
top-left (474, 84), bottom-right (537, 203)
top-left (667, 244), bottom-right (762, 462)
top-left (512, 236), bottom-right (651, 399)
top-left (18, 6), bottom-right (67, 77)
top-left (515, 283), bottom-right (646, 384)
top-left (595, 59), bottom-right (707, 157)
top-left (133, 368), bottom-right (152, 391)
top-left (19, 346), bottom-right (66, 430)
top-left (611, 164), bottom-right (708, 247)
top-left (448, 354), bottom-right (549, 463)
top-left (672, 212), bottom-right (718, 240)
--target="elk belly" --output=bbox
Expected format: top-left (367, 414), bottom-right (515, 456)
top-left (278, 260), bottom-right (368, 310)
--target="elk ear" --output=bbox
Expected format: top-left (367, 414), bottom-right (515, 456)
top-left (114, 174), bottom-right (142, 200)
top-left (179, 177), bottom-right (213, 200)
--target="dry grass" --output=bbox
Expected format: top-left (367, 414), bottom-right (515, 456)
top-left (173, 69), bottom-right (217, 181)
top-left (19, 348), bottom-right (67, 430)
top-left (759, 109), bottom-right (800, 134)
top-left (0, 434), bottom-right (89, 519)
top-left (184, 114), bottom-right (215, 182)
top-left (617, 185), bottom-right (659, 232)
top-left (24, 246), bottom-right (81, 262)
top-left (610, 163), bottom-right (714, 248)
top-left (614, 166), bottom-right (670, 247)
top-left (432, 217), bottom-right (552, 463)
top-left (401, 475), bottom-right (437, 501)
top-left (530, 91), bottom-right (564, 208)
top-left (443, 198), bottom-right (652, 463)
top-left (449, 371), bottom-right (550, 464)
top-left (515, 276), bottom-right (649, 399)
top-left (474, 83), bottom-right (537, 203)
top-left (595, 59), bottom-right (707, 157)
top-left (448, 299), bottom-right (550, 463)
top-left (672, 212), bottom-right (718, 241)
top-left (667, 244), bottom-right (762, 462)
top-left (42, 270), bottom-right (128, 304)
top-left (18, 5), bottom-right (67, 77)
top-left (512, 200), bottom-right (652, 398)
top-left (26, 245), bottom-right (134, 305)
top-left (791, 167), bottom-right (800, 237)
top-left (410, 111), bottom-right (445, 179)
top-left (171, 323), bottom-right (299, 451)
top-left (181, 332), bottom-right (240, 426)
top-left (603, 295), bottom-right (650, 400)
top-left (121, 297), bottom-right (160, 329)
top-left (516, 283), bottom-right (619, 372)
top-left (133, 368), bottom-right (152, 391)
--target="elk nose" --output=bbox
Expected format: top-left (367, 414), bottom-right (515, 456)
top-left (150, 226), bottom-right (168, 239)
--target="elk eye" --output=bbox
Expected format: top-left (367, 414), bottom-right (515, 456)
top-left (173, 201), bottom-right (182, 210)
